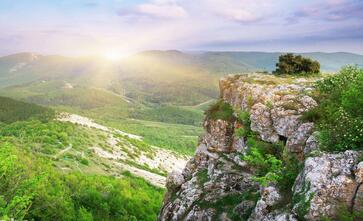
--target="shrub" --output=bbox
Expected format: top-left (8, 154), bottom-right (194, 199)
top-left (314, 66), bottom-right (363, 151)
top-left (234, 127), bottom-right (247, 138)
top-left (237, 111), bottom-right (251, 126)
top-left (300, 107), bottom-right (321, 122)
top-left (273, 53), bottom-right (320, 75)
top-left (205, 100), bottom-right (234, 121)
top-left (242, 136), bottom-right (285, 187)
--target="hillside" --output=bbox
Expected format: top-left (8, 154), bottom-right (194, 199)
top-left (0, 96), bottom-right (54, 123)
top-left (0, 97), bottom-right (194, 220)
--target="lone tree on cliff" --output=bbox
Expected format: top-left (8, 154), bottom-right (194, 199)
top-left (273, 53), bottom-right (320, 75)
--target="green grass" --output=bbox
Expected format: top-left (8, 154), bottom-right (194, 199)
top-left (100, 118), bottom-right (202, 155)
top-left (130, 104), bottom-right (204, 126)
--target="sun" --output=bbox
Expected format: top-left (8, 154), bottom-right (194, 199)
top-left (103, 50), bottom-right (130, 61)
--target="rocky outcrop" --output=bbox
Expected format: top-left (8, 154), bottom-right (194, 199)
top-left (159, 74), bottom-right (362, 221)
top-left (219, 74), bottom-right (317, 157)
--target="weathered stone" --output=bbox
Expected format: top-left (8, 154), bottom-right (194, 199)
top-left (250, 103), bottom-right (279, 143)
top-left (159, 74), bottom-right (361, 221)
top-left (166, 171), bottom-right (185, 191)
top-left (354, 162), bottom-right (363, 183)
top-left (271, 107), bottom-right (301, 138)
top-left (293, 151), bottom-right (361, 220)
top-left (250, 186), bottom-right (282, 221)
top-left (184, 207), bottom-right (216, 221)
top-left (202, 119), bottom-right (234, 152)
top-left (299, 95), bottom-right (318, 111)
top-left (286, 123), bottom-right (314, 158)
top-left (234, 200), bottom-right (256, 217)
top-left (353, 162), bottom-right (363, 211)
top-left (353, 184), bottom-right (363, 212)
top-left (304, 131), bottom-right (320, 156)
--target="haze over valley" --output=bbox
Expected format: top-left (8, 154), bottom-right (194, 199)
top-left (1, 0), bottom-right (363, 220)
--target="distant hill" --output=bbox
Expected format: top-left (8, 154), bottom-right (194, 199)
top-left (196, 51), bottom-right (363, 72)
top-left (0, 51), bottom-right (362, 107)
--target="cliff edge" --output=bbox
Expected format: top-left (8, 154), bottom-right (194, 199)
top-left (158, 74), bottom-right (363, 221)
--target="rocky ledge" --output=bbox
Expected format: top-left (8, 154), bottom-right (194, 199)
top-left (158, 74), bottom-right (363, 221)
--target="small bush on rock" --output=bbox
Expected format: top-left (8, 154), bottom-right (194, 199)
top-left (205, 100), bottom-right (235, 122)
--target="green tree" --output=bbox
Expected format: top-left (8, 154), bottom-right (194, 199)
top-left (274, 53), bottom-right (320, 75)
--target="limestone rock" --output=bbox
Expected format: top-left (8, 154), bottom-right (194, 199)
top-left (202, 119), bottom-right (234, 152)
top-left (293, 151), bottom-right (362, 220)
top-left (249, 186), bottom-right (284, 221)
top-left (166, 171), bottom-right (185, 191)
top-left (250, 103), bottom-right (279, 143)
top-left (271, 107), bottom-right (301, 138)
top-left (286, 123), bottom-right (314, 157)
top-left (304, 131), bottom-right (320, 156)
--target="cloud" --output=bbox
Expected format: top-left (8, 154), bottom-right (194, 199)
top-left (291, 0), bottom-right (363, 22)
top-left (196, 0), bottom-right (275, 23)
top-left (1, 0), bottom-right (363, 55)
top-left (83, 2), bottom-right (99, 7)
top-left (117, 0), bottom-right (187, 19)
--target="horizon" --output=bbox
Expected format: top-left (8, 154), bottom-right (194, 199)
top-left (2, 50), bottom-right (363, 59)
top-left (1, 0), bottom-right (363, 57)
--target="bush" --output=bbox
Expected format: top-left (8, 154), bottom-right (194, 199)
top-left (243, 136), bottom-right (286, 187)
top-left (205, 100), bottom-right (235, 121)
top-left (314, 66), bottom-right (363, 151)
top-left (273, 53), bottom-right (320, 75)
top-left (234, 127), bottom-right (247, 138)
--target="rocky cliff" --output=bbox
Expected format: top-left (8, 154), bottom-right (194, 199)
top-left (158, 74), bottom-right (363, 221)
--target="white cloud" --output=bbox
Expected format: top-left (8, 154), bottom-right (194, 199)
top-left (118, 0), bottom-right (187, 19)
top-left (136, 3), bottom-right (187, 18)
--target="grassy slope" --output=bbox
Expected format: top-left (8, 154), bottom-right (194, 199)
top-left (0, 79), bottom-right (205, 155)
top-left (0, 97), bottom-right (166, 220)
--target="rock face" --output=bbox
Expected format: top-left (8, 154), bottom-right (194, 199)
top-left (158, 74), bottom-right (363, 221)
top-left (293, 151), bottom-right (363, 220)
top-left (219, 74), bottom-right (318, 158)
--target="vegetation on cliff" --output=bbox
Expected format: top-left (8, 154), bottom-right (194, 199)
top-left (306, 66), bottom-right (363, 151)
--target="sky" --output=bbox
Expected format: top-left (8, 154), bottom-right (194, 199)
top-left (0, 0), bottom-right (363, 56)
